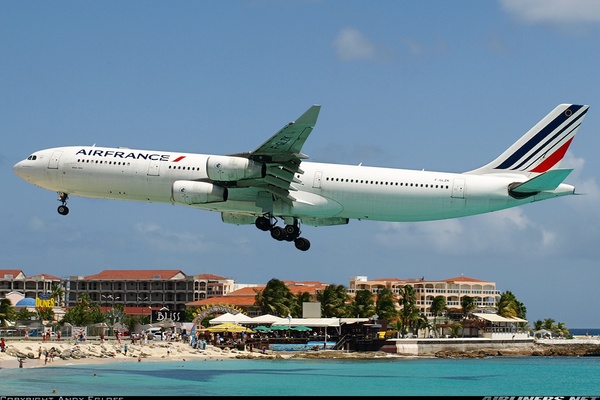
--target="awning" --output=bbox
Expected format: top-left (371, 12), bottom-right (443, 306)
top-left (473, 313), bottom-right (527, 323)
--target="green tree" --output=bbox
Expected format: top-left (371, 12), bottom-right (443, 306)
top-left (318, 284), bottom-right (351, 317)
top-left (555, 322), bottom-right (569, 337)
top-left (450, 322), bottom-right (462, 338)
top-left (0, 299), bottom-right (16, 327)
top-left (348, 289), bottom-right (376, 318)
top-left (397, 285), bottom-right (419, 336)
top-left (36, 307), bottom-right (55, 322)
top-left (460, 295), bottom-right (477, 337)
top-left (50, 284), bottom-right (65, 307)
top-left (414, 313), bottom-right (433, 338)
top-left (184, 307), bottom-right (197, 323)
top-left (430, 296), bottom-right (447, 338)
top-left (122, 314), bottom-right (139, 335)
top-left (61, 293), bottom-right (104, 326)
top-left (375, 287), bottom-right (397, 322)
top-left (15, 308), bottom-right (35, 322)
top-left (497, 291), bottom-right (527, 319)
top-left (105, 304), bottom-right (125, 328)
top-left (254, 278), bottom-right (295, 317)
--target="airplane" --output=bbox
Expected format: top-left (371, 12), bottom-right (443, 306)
top-left (13, 103), bottom-right (589, 251)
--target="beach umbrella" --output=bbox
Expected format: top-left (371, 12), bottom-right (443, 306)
top-left (207, 323), bottom-right (255, 333)
top-left (291, 325), bottom-right (312, 332)
top-left (253, 325), bottom-right (272, 332)
top-left (269, 325), bottom-right (289, 331)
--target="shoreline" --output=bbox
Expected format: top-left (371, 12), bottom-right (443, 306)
top-left (1, 337), bottom-right (599, 369)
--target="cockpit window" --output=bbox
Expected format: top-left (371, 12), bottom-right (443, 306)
top-left (27, 155), bottom-right (37, 160)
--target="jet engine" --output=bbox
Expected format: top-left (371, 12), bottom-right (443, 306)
top-left (206, 156), bottom-right (265, 181)
top-left (172, 180), bottom-right (227, 205)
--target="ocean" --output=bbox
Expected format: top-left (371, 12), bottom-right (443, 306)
top-left (1, 355), bottom-right (599, 396)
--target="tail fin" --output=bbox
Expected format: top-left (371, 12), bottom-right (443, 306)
top-left (466, 104), bottom-right (589, 176)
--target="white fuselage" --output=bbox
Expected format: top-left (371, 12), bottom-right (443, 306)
top-left (13, 146), bottom-right (575, 224)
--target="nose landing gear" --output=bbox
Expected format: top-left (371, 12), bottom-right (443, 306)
top-left (57, 192), bottom-right (69, 215)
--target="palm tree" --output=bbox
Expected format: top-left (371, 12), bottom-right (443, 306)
top-left (414, 313), bottom-right (433, 338)
top-left (430, 296), bottom-right (447, 338)
top-left (555, 322), bottom-right (569, 337)
top-left (497, 291), bottom-right (527, 319)
top-left (460, 295), bottom-right (477, 337)
top-left (542, 318), bottom-right (556, 331)
top-left (397, 285), bottom-right (419, 337)
top-left (318, 284), bottom-right (351, 317)
top-left (375, 287), bottom-right (397, 322)
top-left (61, 292), bottom-right (104, 326)
top-left (254, 278), bottom-right (294, 317)
top-left (0, 299), bottom-right (16, 327)
top-left (50, 284), bottom-right (65, 307)
top-left (348, 289), bottom-right (376, 318)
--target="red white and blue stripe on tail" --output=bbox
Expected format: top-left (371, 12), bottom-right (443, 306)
top-left (467, 104), bottom-right (589, 176)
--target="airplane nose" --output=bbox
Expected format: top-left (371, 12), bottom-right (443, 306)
top-left (13, 160), bottom-right (31, 181)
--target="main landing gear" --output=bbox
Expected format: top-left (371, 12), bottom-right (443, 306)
top-left (57, 192), bottom-right (69, 215)
top-left (255, 215), bottom-right (311, 251)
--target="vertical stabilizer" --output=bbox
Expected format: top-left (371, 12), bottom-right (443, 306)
top-left (466, 104), bottom-right (588, 175)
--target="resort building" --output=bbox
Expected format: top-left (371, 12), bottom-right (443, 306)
top-left (0, 270), bottom-right (63, 304)
top-left (67, 270), bottom-right (236, 311)
top-left (0, 269), bottom-right (502, 323)
top-left (348, 275), bottom-right (501, 316)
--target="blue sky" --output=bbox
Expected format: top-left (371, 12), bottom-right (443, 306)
top-left (2, 1), bottom-right (600, 328)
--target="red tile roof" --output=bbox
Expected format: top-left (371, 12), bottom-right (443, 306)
top-left (194, 273), bottom-right (231, 280)
top-left (187, 296), bottom-right (255, 307)
top-left (443, 276), bottom-right (486, 283)
top-left (0, 270), bottom-right (25, 278)
top-left (31, 273), bottom-right (62, 281)
top-left (83, 270), bottom-right (187, 280)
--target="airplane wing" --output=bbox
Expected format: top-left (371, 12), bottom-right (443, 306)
top-left (230, 105), bottom-right (321, 202)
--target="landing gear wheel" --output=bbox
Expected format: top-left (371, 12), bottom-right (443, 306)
top-left (57, 192), bottom-right (69, 216)
top-left (284, 224), bottom-right (300, 237)
top-left (255, 216), bottom-right (271, 231)
top-left (270, 226), bottom-right (286, 241)
top-left (294, 237), bottom-right (310, 251)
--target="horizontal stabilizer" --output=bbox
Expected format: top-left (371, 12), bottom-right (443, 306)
top-left (510, 169), bottom-right (573, 194)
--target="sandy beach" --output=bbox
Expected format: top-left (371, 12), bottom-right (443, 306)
top-left (0, 338), bottom-right (287, 369)
top-left (3, 336), bottom-right (599, 369)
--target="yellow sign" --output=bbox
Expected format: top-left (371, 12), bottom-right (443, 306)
top-left (35, 297), bottom-right (55, 308)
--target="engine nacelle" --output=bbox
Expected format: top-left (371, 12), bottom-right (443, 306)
top-left (221, 212), bottom-right (257, 225)
top-left (206, 156), bottom-right (265, 181)
top-left (172, 180), bottom-right (227, 205)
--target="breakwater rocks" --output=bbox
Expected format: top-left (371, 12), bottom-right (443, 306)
top-left (424, 342), bottom-right (600, 358)
top-left (531, 342), bottom-right (600, 357)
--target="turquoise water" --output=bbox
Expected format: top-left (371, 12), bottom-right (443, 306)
top-left (1, 356), bottom-right (599, 396)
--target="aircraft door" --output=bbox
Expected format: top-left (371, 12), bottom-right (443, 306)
top-left (451, 178), bottom-right (465, 198)
top-left (148, 161), bottom-right (160, 176)
top-left (313, 171), bottom-right (323, 189)
top-left (48, 151), bottom-right (63, 169)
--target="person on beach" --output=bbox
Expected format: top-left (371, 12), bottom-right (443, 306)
top-left (124, 344), bottom-right (128, 356)
top-left (1, 338), bottom-right (5, 352)
top-left (38, 346), bottom-right (42, 359)
top-left (18, 358), bottom-right (25, 368)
